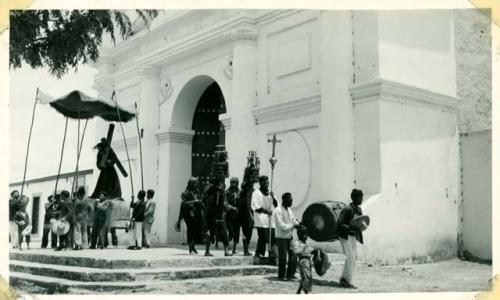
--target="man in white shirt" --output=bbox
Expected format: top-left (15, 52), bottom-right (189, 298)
top-left (251, 175), bottom-right (278, 260)
top-left (274, 192), bottom-right (300, 280)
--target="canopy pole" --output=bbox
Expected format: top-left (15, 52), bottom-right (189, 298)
top-left (134, 102), bottom-right (144, 191)
top-left (20, 88), bottom-right (39, 198)
top-left (54, 117), bottom-right (69, 196)
top-left (71, 118), bottom-right (80, 198)
top-left (74, 119), bottom-right (88, 188)
top-left (112, 92), bottom-right (135, 200)
top-left (72, 118), bottom-right (89, 197)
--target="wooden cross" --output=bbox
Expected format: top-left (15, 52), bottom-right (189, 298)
top-left (268, 134), bottom-right (281, 163)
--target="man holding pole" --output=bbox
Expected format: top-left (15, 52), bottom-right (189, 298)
top-left (251, 175), bottom-right (278, 262)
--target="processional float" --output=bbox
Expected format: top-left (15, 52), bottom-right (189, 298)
top-left (20, 88), bottom-right (144, 230)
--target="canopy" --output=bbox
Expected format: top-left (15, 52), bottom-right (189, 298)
top-left (37, 90), bottom-right (136, 122)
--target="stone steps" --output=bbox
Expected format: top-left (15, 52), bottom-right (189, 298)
top-left (9, 248), bottom-right (344, 294)
top-left (10, 260), bottom-right (277, 282)
top-left (9, 272), bottom-right (150, 294)
top-left (9, 251), bottom-right (257, 269)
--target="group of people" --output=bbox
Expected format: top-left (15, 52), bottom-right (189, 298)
top-left (9, 186), bottom-right (157, 252)
top-left (10, 139), bottom-right (367, 292)
top-left (176, 151), bottom-right (367, 291)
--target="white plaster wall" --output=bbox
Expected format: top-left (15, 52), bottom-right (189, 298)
top-left (352, 11), bottom-right (379, 83)
top-left (359, 101), bottom-right (459, 264)
top-left (255, 113), bottom-right (320, 222)
top-left (353, 100), bottom-right (381, 196)
top-left (454, 9), bottom-right (491, 133)
top-left (377, 10), bottom-right (457, 97)
top-left (460, 130), bottom-right (492, 261)
top-left (256, 10), bottom-right (321, 106)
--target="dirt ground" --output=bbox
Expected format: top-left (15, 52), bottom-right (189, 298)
top-left (144, 259), bottom-right (492, 294)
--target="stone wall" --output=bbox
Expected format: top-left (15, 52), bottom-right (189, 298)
top-left (454, 9), bottom-right (492, 132)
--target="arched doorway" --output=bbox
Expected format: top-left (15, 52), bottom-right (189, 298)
top-left (191, 83), bottom-right (227, 186)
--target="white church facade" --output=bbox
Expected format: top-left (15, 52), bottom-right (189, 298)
top-left (90, 9), bottom-right (490, 263)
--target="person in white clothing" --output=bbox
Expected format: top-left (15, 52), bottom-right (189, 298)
top-left (251, 175), bottom-right (278, 260)
top-left (274, 192), bottom-right (300, 280)
top-left (337, 189), bottom-right (364, 289)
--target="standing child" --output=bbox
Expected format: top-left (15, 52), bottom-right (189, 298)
top-left (14, 204), bottom-right (31, 250)
top-left (293, 225), bottom-right (317, 294)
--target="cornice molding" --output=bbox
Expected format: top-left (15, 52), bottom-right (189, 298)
top-left (252, 93), bottom-right (321, 125)
top-left (254, 9), bottom-right (300, 25)
top-left (139, 65), bottom-right (161, 77)
top-left (349, 79), bottom-right (459, 111)
top-left (156, 127), bottom-right (195, 145)
top-left (136, 15), bottom-right (258, 67)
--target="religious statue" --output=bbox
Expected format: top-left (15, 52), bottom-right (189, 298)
top-left (91, 124), bottom-right (128, 199)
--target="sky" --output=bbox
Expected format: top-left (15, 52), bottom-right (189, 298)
top-left (9, 65), bottom-right (98, 183)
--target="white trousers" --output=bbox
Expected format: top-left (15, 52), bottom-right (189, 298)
top-left (130, 222), bottom-right (143, 246)
top-left (9, 221), bottom-right (19, 248)
top-left (340, 235), bottom-right (358, 283)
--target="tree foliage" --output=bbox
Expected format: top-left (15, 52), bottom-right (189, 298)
top-left (9, 10), bottom-right (158, 78)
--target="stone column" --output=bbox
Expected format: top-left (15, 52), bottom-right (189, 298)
top-left (156, 127), bottom-right (195, 244)
top-left (137, 66), bottom-right (161, 191)
top-left (229, 25), bottom-right (258, 179)
top-left (319, 11), bottom-right (355, 202)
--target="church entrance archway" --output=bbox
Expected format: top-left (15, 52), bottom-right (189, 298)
top-left (191, 83), bottom-right (227, 187)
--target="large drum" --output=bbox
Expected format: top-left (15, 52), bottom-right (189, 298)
top-left (301, 201), bottom-right (347, 242)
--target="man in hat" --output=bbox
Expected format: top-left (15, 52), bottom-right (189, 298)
top-left (225, 177), bottom-right (240, 255)
top-left (251, 175), bottom-right (278, 261)
top-left (142, 189), bottom-right (156, 248)
top-left (73, 187), bottom-right (94, 250)
top-left (177, 178), bottom-right (205, 255)
top-left (91, 138), bottom-right (122, 199)
top-left (337, 188), bottom-right (365, 289)
top-left (41, 195), bottom-right (57, 249)
top-left (56, 190), bottom-right (75, 251)
top-left (274, 192), bottom-right (300, 280)
top-left (9, 190), bottom-right (21, 249)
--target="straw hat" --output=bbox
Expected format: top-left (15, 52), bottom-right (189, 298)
top-left (350, 215), bottom-right (370, 231)
top-left (21, 225), bottom-right (32, 236)
top-left (50, 219), bottom-right (70, 235)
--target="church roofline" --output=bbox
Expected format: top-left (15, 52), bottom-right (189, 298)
top-left (9, 169), bottom-right (93, 187)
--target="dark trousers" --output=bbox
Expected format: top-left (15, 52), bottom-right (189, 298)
top-left (57, 233), bottom-right (68, 249)
top-left (91, 218), bottom-right (108, 248)
top-left (228, 216), bottom-right (240, 244)
top-left (41, 224), bottom-right (57, 248)
top-left (104, 228), bottom-right (118, 247)
top-left (208, 219), bottom-right (228, 246)
top-left (255, 227), bottom-right (276, 257)
top-left (276, 238), bottom-right (297, 278)
top-left (240, 220), bottom-right (253, 244)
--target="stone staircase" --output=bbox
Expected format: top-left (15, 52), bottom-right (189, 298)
top-left (9, 249), bottom-right (278, 294)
